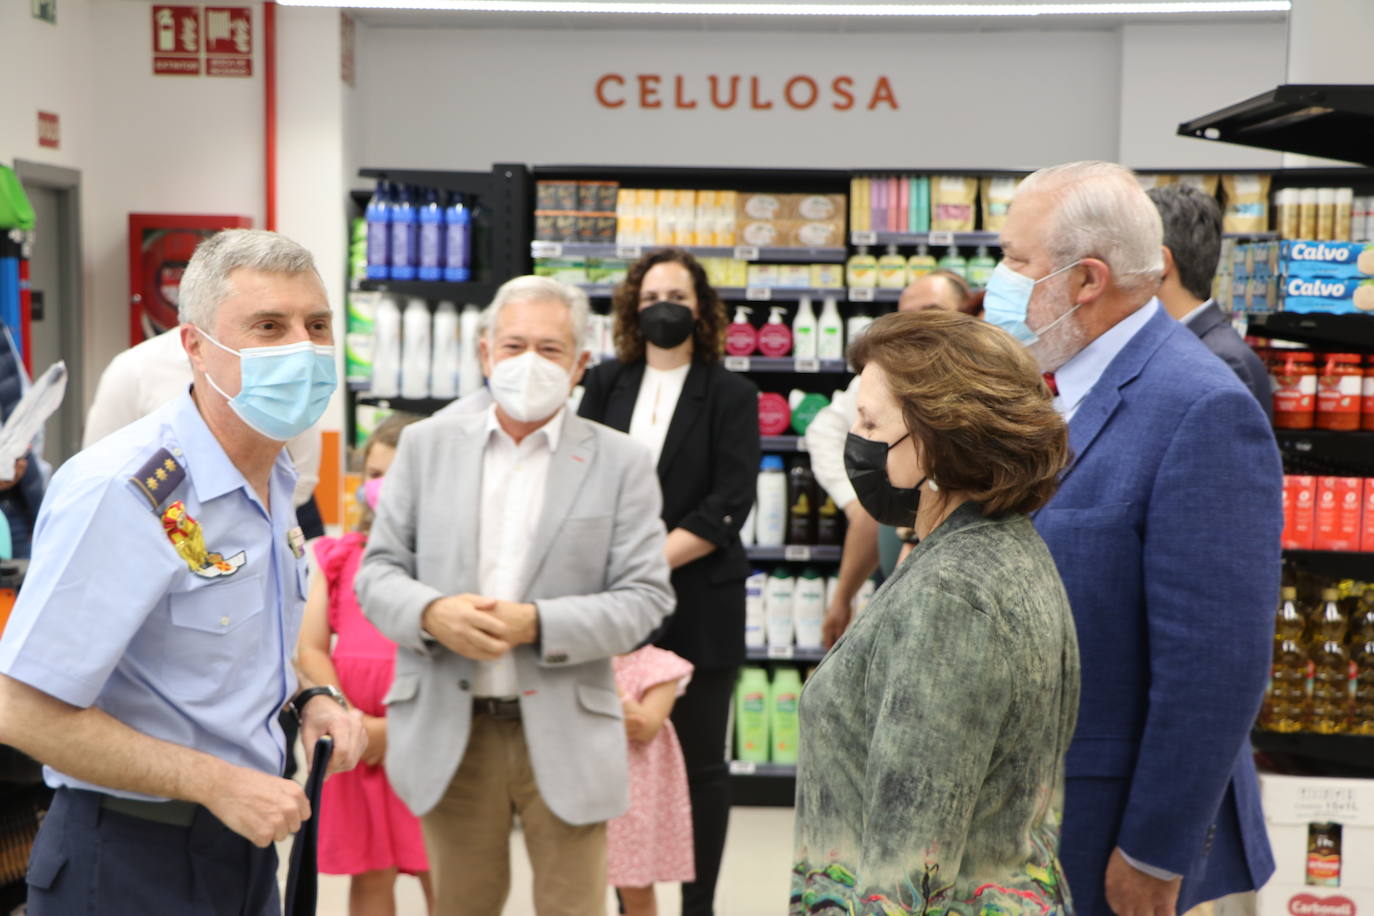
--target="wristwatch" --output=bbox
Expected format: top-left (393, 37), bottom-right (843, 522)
top-left (290, 685), bottom-right (348, 723)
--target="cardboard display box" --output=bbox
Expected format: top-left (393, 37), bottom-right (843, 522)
top-left (1255, 774), bottom-right (1374, 916)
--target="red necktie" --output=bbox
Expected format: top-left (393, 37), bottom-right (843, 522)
top-left (1043, 372), bottom-right (1059, 397)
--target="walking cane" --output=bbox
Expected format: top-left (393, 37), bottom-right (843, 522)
top-left (285, 735), bottom-right (333, 916)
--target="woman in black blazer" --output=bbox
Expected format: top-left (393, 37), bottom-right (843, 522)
top-left (578, 248), bottom-right (759, 916)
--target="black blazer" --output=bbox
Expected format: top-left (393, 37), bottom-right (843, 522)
top-left (1185, 302), bottom-right (1274, 424)
top-left (578, 358), bottom-right (760, 669)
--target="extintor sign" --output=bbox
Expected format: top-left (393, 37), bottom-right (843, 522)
top-left (152, 6), bottom-right (201, 76)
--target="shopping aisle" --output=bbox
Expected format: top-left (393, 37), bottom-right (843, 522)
top-left (282, 806), bottom-right (796, 915)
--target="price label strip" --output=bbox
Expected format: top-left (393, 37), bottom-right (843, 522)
top-left (531, 240), bottom-right (563, 258)
top-left (615, 244), bottom-right (642, 259)
top-left (734, 246), bottom-right (761, 261)
top-left (794, 358), bottom-right (820, 373)
top-left (851, 231), bottom-right (878, 246)
top-left (724, 356), bottom-right (751, 372)
top-left (746, 287), bottom-right (773, 301)
top-left (849, 287), bottom-right (875, 302)
top-left (927, 231), bottom-right (955, 247)
top-left (784, 546), bottom-right (811, 561)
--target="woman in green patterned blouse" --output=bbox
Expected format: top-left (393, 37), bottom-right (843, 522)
top-left (792, 309), bottom-right (1080, 916)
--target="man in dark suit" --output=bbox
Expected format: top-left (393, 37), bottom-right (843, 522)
top-left (992, 161), bottom-right (1282, 916)
top-left (1147, 184), bottom-right (1273, 422)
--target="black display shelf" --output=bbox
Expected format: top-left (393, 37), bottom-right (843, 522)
top-left (578, 283), bottom-right (846, 302)
top-left (1248, 312), bottom-right (1374, 351)
top-left (1177, 84), bottom-right (1374, 166)
top-left (723, 356), bottom-right (849, 374)
top-left (761, 435), bottom-right (806, 453)
top-left (1283, 550), bottom-right (1374, 580)
top-left (728, 760), bottom-right (797, 807)
top-left (746, 645), bottom-right (827, 663)
top-left (533, 240), bottom-right (846, 264)
top-left (1252, 729), bottom-right (1374, 777)
top-left (851, 230), bottom-right (1001, 248)
top-left (356, 279), bottom-right (496, 302)
top-left (532, 164), bottom-right (851, 191)
top-left (1275, 429), bottom-right (1374, 474)
top-left (352, 391), bottom-right (459, 415)
top-left (846, 287), bottom-right (901, 303)
top-left (747, 545), bottom-right (842, 562)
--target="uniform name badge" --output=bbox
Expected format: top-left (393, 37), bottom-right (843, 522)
top-left (287, 526), bottom-right (306, 559)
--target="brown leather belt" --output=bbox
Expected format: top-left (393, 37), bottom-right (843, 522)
top-left (473, 697), bottom-right (522, 720)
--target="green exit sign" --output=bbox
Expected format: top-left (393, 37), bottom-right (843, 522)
top-left (33, 0), bottom-right (56, 24)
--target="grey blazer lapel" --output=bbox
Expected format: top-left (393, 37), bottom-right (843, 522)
top-left (518, 414), bottom-right (597, 597)
top-left (444, 412), bottom-right (487, 589)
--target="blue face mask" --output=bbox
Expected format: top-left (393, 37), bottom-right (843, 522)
top-left (198, 329), bottom-right (337, 441)
top-left (983, 260), bottom-right (1084, 345)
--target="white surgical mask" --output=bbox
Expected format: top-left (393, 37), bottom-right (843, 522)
top-left (488, 350), bottom-right (571, 422)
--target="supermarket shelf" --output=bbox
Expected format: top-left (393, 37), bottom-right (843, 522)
top-left (351, 389), bottom-right (459, 415)
top-left (578, 284), bottom-right (616, 298)
top-left (847, 287), bottom-right (902, 303)
top-left (1283, 550), bottom-right (1374, 580)
top-left (531, 241), bottom-right (846, 263)
top-left (746, 645), bottom-right (827, 663)
top-left (1177, 84), bottom-right (1374, 166)
top-left (851, 231), bottom-right (1000, 248)
top-left (357, 279), bottom-right (495, 302)
top-left (729, 760), bottom-right (796, 807)
top-left (719, 287), bottom-right (845, 302)
top-left (1275, 429), bottom-right (1374, 471)
top-left (746, 545), bottom-right (842, 562)
top-left (1247, 312), bottom-right (1374, 351)
top-left (723, 356), bottom-right (849, 374)
top-left (761, 435), bottom-right (806, 453)
top-left (1252, 729), bottom-right (1374, 777)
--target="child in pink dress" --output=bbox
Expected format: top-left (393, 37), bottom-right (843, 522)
top-left (297, 414), bottom-right (432, 916)
top-left (611, 645), bottom-right (697, 916)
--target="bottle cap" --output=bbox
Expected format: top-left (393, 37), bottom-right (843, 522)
top-left (1323, 588), bottom-right (1340, 601)
top-left (761, 455), bottom-right (785, 471)
top-left (1281, 586), bottom-right (1298, 600)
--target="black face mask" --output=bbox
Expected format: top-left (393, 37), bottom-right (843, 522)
top-left (843, 431), bottom-right (925, 528)
top-left (639, 301), bottom-right (695, 349)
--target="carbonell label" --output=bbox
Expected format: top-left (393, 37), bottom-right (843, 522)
top-left (1289, 895), bottom-right (1355, 916)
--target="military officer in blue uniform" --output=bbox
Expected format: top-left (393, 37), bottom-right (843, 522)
top-left (0, 229), bottom-right (367, 914)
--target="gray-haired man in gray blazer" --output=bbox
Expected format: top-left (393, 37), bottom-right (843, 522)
top-left (357, 276), bottom-right (675, 916)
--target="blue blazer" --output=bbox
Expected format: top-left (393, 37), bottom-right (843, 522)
top-left (1033, 306), bottom-right (1281, 916)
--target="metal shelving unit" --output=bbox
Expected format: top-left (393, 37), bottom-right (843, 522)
top-left (1248, 312), bottom-right (1374, 351)
top-left (760, 435), bottom-right (806, 453)
top-left (532, 240), bottom-right (846, 264)
top-left (722, 356), bottom-right (848, 374)
top-left (1252, 730), bottom-right (1374, 778)
top-left (746, 545), bottom-right (842, 562)
top-left (746, 645), bottom-right (826, 663)
top-left (357, 278), bottom-right (496, 303)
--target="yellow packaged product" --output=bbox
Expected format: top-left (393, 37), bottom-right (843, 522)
top-left (931, 176), bottom-right (977, 232)
top-left (1222, 174), bottom-right (1272, 234)
top-left (980, 177), bottom-right (1019, 233)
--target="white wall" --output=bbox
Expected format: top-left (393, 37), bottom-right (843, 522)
top-left (1117, 22), bottom-right (1286, 169)
top-left (357, 27), bottom-right (1125, 172)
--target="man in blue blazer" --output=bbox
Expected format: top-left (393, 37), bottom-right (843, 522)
top-left (991, 162), bottom-right (1282, 916)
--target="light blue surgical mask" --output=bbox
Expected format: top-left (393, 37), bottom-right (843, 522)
top-left (198, 329), bottom-right (337, 441)
top-left (983, 260), bottom-right (1084, 345)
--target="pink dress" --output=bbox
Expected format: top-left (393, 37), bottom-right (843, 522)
top-left (313, 533), bottom-right (429, 876)
top-left (607, 646), bottom-right (696, 888)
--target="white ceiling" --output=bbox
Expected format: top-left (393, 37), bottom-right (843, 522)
top-left (347, 5), bottom-right (1287, 32)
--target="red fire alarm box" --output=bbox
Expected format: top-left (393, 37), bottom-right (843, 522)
top-left (128, 213), bottom-right (251, 345)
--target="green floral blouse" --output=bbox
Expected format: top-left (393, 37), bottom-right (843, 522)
top-left (792, 502), bottom-right (1081, 916)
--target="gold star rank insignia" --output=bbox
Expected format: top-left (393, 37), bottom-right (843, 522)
top-left (129, 447), bottom-right (187, 511)
top-left (155, 468), bottom-right (168, 481)
top-left (146, 477), bottom-right (158, 489)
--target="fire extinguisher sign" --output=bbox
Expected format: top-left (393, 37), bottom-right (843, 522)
top-left (152, 6), bottom-right (202, 76)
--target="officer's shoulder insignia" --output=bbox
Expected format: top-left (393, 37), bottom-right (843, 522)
top-left (128, 447), bottom-right (186, 511)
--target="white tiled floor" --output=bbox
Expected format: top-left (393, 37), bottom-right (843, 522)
top-left (287, 806), bottom-right (795, 915)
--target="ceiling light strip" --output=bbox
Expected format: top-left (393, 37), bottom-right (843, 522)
top-left (278, 0), bottom-right (1291, 16)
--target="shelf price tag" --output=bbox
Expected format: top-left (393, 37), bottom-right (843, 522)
top-left (851, 231), bottom-right (878, 246)
top-left (795, 358), bottom-right (820, 373)
top-left (928, 231), bottom-right (955, 247)
top-left (746, 287), bottom-right (773, 301)
top-left (724, 356), bottom-right (751, 372)
top-left (784, 546), bottom-right (811, 561)
top-left (531, 240), bottom-right (563, 258)
top-left (767, 645), bottom-right (795, 659)
top-left (796, 438), bottom-right (808, 452)
top-left (735, 246), bottom-right (761, 261)
top-left (615, 244), bottom-right (642, 259)
top-left (849, 287), bottom-right (875, 302)
top-left (729, 761), bottom-right (757, 776)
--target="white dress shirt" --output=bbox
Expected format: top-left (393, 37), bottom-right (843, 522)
top-left (804, 374), bottom-right (862, 510)
top-left (1051, 300), bottom-right (1159, 422)
top-left (1180, 298), bottom-right (1214, 328)
top-left (627, 363), bottom-right (690, 467)
top-left (83, 328), bottom-right (322, 506)
top-left (1047, 297), bottom-right (1180, 883)
top-left (473, 405), bottom-right (564, 698)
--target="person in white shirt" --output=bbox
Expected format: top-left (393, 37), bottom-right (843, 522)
top-left (805, 270), bottom-right (969, 646)
top-left (84, 327), bottom-right (323, 529)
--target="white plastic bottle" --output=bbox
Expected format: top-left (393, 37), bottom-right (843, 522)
top-left (401, 297), bottom-right (432, 399)
top-left (740, 503), bottom-right (757, 547)
top-left (818, 297), bottom-right (844, 360)
top-left (745, 571), bottom-right (767, 649)
top-left (369, 295), bottom-right (402, 398)
top-left (430, 301), bottom-right (460, 399)
top-left (793, 569), bottom-right (826, 650)
top-left (755, 455), bottom-right (788, 547)
top-left (765, 568), bottom-right (796, 648)
top-left (458, 304), bottom-right (483, 397)
top-left (792, 296), bottom-right (818, 360)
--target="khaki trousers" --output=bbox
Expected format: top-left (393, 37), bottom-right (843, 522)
top-left (422, 713), bottom-right (608, 916)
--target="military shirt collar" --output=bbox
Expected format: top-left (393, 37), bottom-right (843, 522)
top-left (169, 389), bottom-right (298, 504)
